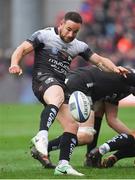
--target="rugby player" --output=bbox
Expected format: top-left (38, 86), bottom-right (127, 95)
top-left (38, 66), bottom-right (135, 168)
top-left (65, 66), bottom-right (135, 167)
top-left (9, 11), bottom-right (128, 176)
top-left (84, 100), bottom-right (134, 167)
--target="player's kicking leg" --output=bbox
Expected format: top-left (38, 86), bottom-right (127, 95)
top-left (30, 85), bottom-right (63, 168)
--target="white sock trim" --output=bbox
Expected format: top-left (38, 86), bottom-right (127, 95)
top-left (59, 160), bottom-right (69, 166)
top-left (37, 130), bottom-right (48, 138)
top-left (99, 143), bottom-right (110, 155)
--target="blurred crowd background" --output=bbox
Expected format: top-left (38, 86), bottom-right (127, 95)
top-left (1, 0), bottom-right (135, 103)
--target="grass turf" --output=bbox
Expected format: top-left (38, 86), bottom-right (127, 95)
top-left (0, 104), bottom-right (135, 179)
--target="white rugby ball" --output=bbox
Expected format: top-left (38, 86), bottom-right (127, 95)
top-left (68, 91), bottom-right (91, 122)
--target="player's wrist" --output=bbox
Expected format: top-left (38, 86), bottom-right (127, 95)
top-left (10, 64), bottom-right (20, 68)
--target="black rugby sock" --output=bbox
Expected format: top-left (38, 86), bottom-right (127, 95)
top-left (39, 104), bottom-right (59, 131)
top-left (59, 132), bottom-right (78, 161)
top-left (113, 143), bottom-right (135, 160)
top-left (87, 117), bottom-right (102, 153)
top-left (106, 133), bottom-right (135, 151)
top-left (48, 135), bottom-right (62, 152)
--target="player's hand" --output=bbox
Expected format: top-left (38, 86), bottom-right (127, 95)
top-left (9, 65), bottom-right (23, 75)
top-left (116, 66), bottom-right (129, 78)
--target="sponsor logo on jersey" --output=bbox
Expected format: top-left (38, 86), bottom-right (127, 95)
top-left (45, 77), bottom-right (54, 84)
top-left (52, 47), bottom-right (59, 55)
top-left (86, 83), bottom-right (94, 88)
top-left (48, 58), bottom-right (70, 75)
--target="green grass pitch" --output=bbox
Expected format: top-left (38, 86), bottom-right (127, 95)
top-left (0, 104), bottom-right (135, 179)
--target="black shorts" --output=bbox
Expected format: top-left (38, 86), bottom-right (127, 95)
top-left (32, 73), bottom-right (69, 106)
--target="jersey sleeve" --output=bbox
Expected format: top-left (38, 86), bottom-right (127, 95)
top-left (78, 42), bottom-right (93, 61)
top-left (26, 30), bottom-right (44, 48)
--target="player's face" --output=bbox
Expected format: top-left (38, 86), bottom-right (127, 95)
top-left (59, 20), bottom-right (81, 43)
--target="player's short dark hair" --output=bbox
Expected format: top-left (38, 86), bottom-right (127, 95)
top-left (64, 11), bottom-right (82, 24)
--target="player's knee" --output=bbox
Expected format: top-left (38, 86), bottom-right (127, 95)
top-left (78, 126), bottom-right (96, 135)
top-left (77, 132), bottom-right (93, 145)
top-left (77, 127), bottom-right (96, 145)
top-left (44, 91), bottom-right (64, 107)
top-left (54, 93), bottom-right (64, 106)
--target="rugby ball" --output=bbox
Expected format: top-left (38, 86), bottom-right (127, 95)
top-left (68, 91), bottom-right (91, 122)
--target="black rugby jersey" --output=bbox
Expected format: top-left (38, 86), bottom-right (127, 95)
top-left (104, 85), bottom-right (135, 105)
top-left (27, 27), bottom-right (93, 81)
top-left (66, 66), bottom-right (135, 102)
